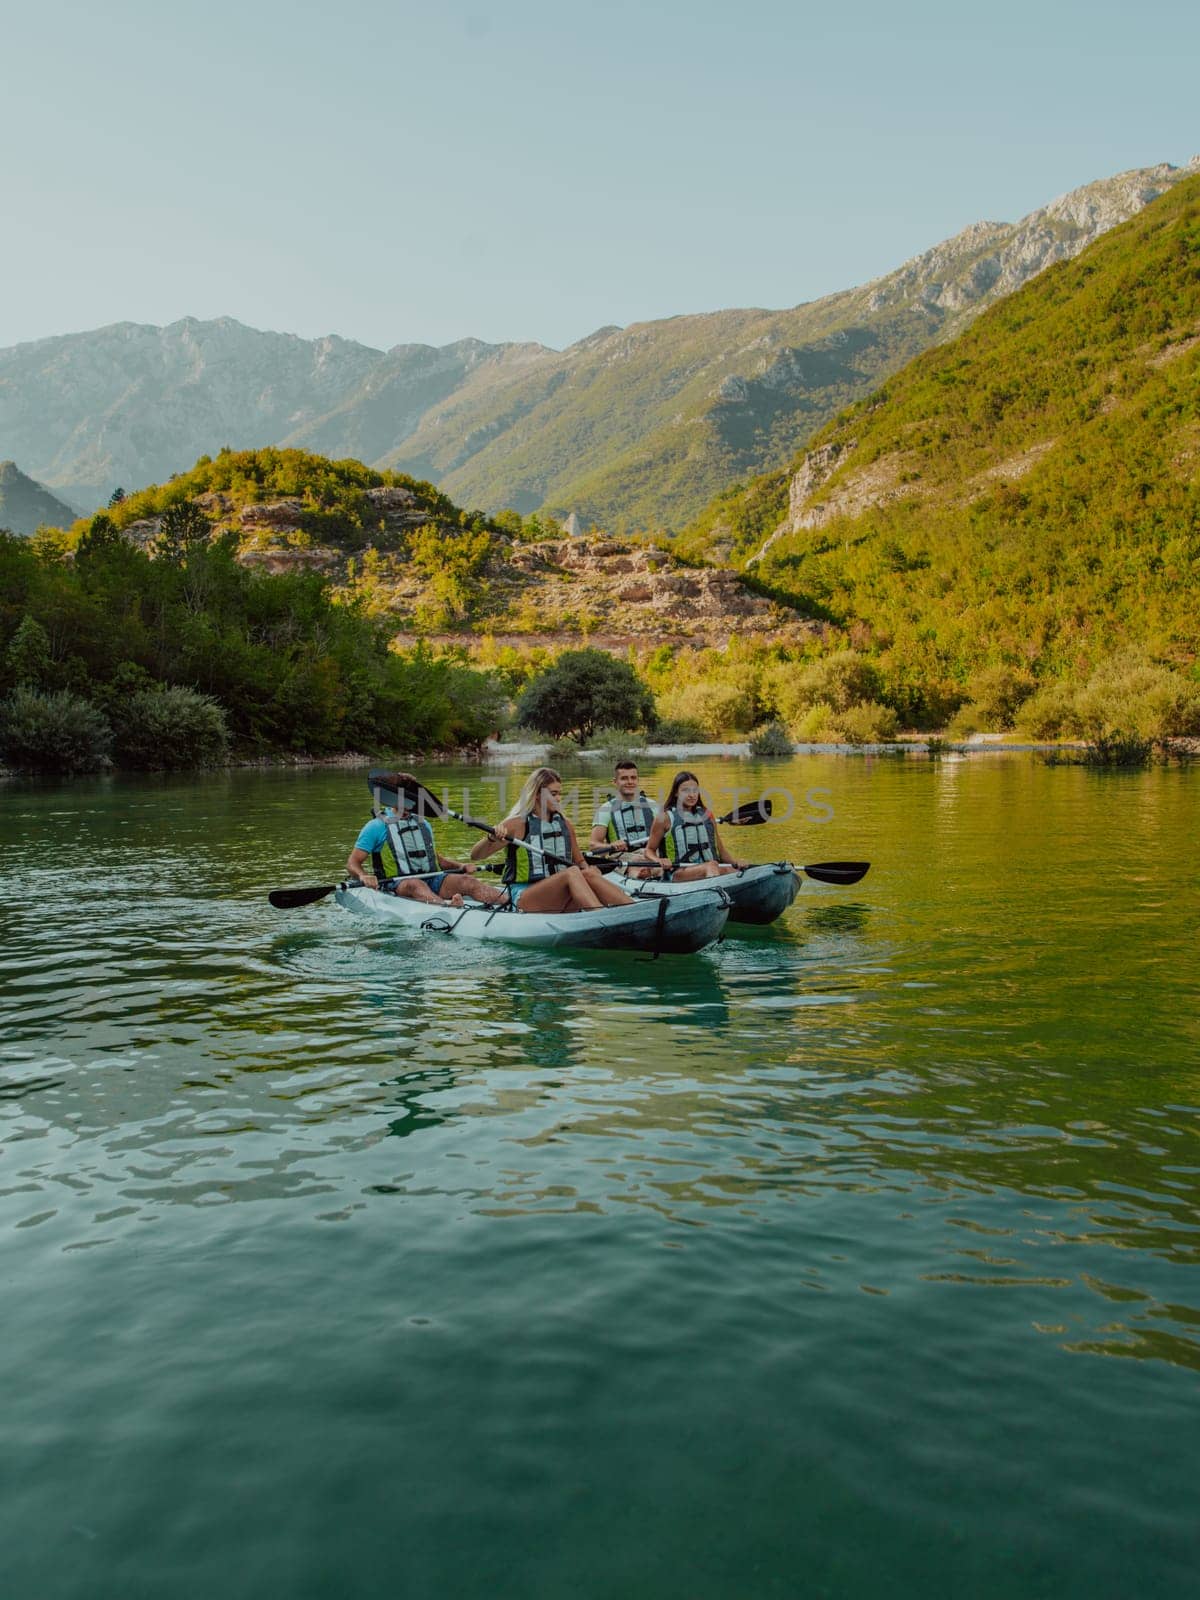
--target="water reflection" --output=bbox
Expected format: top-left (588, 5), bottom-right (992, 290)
top-left (2, 759), bottom-right (1199, 1383)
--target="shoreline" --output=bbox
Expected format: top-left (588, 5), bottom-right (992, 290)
top-left (5, 734), bottom-right (1195, 784)
top-left (483, 736), bottom-right (1088, 763)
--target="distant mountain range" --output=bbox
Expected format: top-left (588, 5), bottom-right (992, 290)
top-left (2, 159), bottom-right (1196, 525)
top-left (0, 460), bottom-right (79, 535)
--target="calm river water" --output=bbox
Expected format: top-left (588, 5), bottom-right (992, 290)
top-left (2, 754), bottom-right (1198, 1598)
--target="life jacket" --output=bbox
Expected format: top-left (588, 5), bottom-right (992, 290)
top-left (605, 791), bottom-right (657, 849)
top-left (504, 810), bottom-right (571, 885)
top-left (370, 810), bottom-right (439, 879)
top-left (663, 804), bottom-right (717, 865)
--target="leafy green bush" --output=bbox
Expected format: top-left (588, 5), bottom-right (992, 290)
top-left (1017, 654), bottom-right (1200, 743)
top-left (767, 651), bottom-right (883, 722)
top-left (835, 701), bottom-right (900, 742)
top-left (111, 687), bottom-right (230, 770)
top-left (792, 698), bottom-right (898, 742)
top-left (0, 688), bottom-right (112, 773)
top-left (649, 716), bottom-right (707, 743)
top-left (546, 735), bottom-right (582, 761)
top-left (517, 649), bottom-right (654, 741)
top-left (1084, 731), bottom-right (1155, 766)
top-left (963, 665), bottom-right (1037, 730)
top-left (1016, 681), bottom-right (1080, 739)
top-left (793, 702), bottom-right (837, 740)
top-left (655, 678), bottom-right (758, 738)
top-left (748, 721), bottom-right (794, 756)
top-left (1072, 653), bottom-right (1200, 741)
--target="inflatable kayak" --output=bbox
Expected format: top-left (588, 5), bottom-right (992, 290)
top-left (607, 861), bottom-right (800, 926)
top-left (333, 882), bottom-right (729, 953)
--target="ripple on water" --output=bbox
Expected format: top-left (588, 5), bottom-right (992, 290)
top-left (2, 762), bottom-right (1200, 1598)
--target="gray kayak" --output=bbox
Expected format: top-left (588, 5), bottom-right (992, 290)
top-left (333, 882), bottom-right (729, 953)
top-left (608, 861), bottom-right (801, 926)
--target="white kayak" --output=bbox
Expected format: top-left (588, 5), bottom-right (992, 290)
top-left (333, 882), bottom-right (730, 953)
top-left (607, 861), bottom-right (801, 926)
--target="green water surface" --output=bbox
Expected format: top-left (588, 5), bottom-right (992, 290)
top-left (2, 754), bottom-right (1198, 1599)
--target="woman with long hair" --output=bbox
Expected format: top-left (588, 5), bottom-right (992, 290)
top-left (470, 767), bottom-right (635, 913)
top-left (645, 770), bottom-right (748, 880)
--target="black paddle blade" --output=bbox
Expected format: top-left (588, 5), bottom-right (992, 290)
top-left (800, 861), bottom-right (870, 886)
top-left (269, 884), bottom-right (338, 909)
top-left (718, 797), bottom-right (774, 826)
top-left (366, 769), bottom-right (448, 820)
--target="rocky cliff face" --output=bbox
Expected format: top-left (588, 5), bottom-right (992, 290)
top-left (3, 160), bottom-right (1196, 526)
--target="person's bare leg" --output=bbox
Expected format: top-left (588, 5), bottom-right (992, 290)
top-left (670, 862), bottom-right (735, 882)
top-left (514, 875), bottom-right (580, 913)
top-left (581, 865), bottom-right (634, 906)
top-left (439, 872), bottom-right (507, 905)
top-left (516, 868), bottom-right (603, 912)
top-left (395, 877), bottom-right (444, 904)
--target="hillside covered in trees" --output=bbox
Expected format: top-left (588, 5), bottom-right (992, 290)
top-left (678, 174), bottom-right (1200, 724)
top-left (0, 457), bottom-right (508, 771)
top-left (0, 461), bottom-right (78, 536)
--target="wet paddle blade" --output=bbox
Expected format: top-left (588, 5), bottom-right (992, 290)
top-left (800, 861), bottom-right (870, 886)
top-left (718, 798), bottom-right (774, 825)
top-left (269, 884), bottom-right (338, 909)
top-left (366, 769), bottom-right (448, 820)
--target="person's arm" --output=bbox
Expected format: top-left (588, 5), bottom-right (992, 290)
top-left (644, 812), bottom-right (669, 863)
top-left (589, 800), bottom-right (613, 850)
top-left (346, 846), bottom-right (378, 889)
top-left (563, 816), bottom-right (587, 868)
top-left (437, 851), bottom-right (475, 873)
top-left (469, 818), bottom-right (517, 862)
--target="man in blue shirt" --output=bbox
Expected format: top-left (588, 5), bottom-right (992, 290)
top-left (346, 771), bottom-right (507, 907)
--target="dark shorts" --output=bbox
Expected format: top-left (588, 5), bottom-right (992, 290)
top-left (384, 873), bottom-right (448, 896)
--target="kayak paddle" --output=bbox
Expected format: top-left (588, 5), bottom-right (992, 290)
top-left (269, 884), bottom-right (340, 909)
top-left (799, 861), bottom-right (870, 885)
top-left (367, 771), bottom-right (574, 870)
top-left (268, 866), bottom-right (467, 909)
top-left (718, 797), bottom-right (774, 825)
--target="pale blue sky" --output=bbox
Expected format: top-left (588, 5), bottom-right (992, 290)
top-left (4, 0), bottom-right (1198, 352)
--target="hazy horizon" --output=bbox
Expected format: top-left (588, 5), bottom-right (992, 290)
top-left (6, 0), bottom-right (1200, 354)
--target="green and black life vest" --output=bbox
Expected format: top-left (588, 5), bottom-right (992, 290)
top-left (504, 811), bottom-right (571, 885)
top-left (605, 791), bottom-right (657, 849)
top-left (663, 805), bottom-right (717, 865)
top-left (370, 811), bottom-right (439, 880)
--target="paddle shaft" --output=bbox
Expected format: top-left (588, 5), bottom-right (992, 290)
top-left (369, 779), bottom-right (575, 872)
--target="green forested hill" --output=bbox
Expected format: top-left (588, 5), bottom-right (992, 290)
top-left (0, 461), bottom-right (79, 535)
top-left (684, 174), bottom-right (1200, 709)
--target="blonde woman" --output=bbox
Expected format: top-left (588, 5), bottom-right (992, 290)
top-left (470, 767), bottom-right (635, 913)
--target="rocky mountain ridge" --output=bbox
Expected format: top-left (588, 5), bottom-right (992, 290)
top-left (3, 159), bottom-right (1196, 526)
